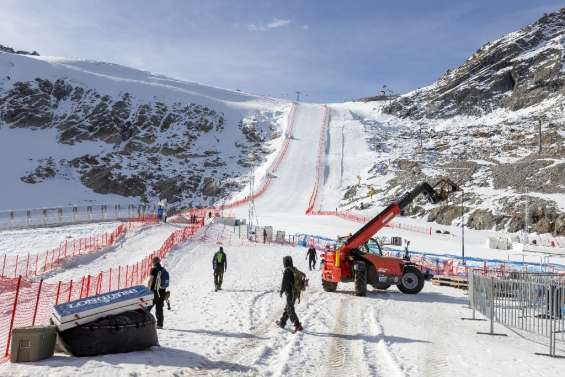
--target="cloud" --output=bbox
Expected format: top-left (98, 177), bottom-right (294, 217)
top-left (247, 18), bottom-right (292, 32)
top-left (267, 18), bottom-right (292, 29)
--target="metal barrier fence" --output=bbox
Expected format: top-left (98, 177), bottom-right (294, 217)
top-left (468, 270), bottom-right (565, 357)
top-left (0, 204), bottom-right (157, 231)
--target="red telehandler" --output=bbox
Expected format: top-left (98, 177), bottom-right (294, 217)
top-left (321, 179), bottom-right (460, 296)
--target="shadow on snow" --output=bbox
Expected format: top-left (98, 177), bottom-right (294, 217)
top-left (165, 328), bottom-right (268, 340)
top-left (23, 346), bottom-right (253, 373)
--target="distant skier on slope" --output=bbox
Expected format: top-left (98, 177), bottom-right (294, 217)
top-left (147, 256), bottom-right (169, 329)
top-left (306, 246), bottom-right (317, 271)
top-left (276, 256), bottom-right (304, 333)
top-left (213, 246), bottom-right (227, 291)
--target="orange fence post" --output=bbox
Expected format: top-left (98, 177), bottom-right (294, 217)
top-left (31, 280), bottom-right (44, 326)
top-left (79, 276), bottom-right (85, 298)
top-left (86, 275), bottom-right (91, 297)
top-left (67, 280), bottom-right (73, 302)
top-left (55, 281), bottom-right (62, 305)
top-left (5, 275), bottom-right (22, 357)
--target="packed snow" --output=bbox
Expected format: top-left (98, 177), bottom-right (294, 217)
top-left (0, 101), bottom-right (564, 376)
top-left (0, 222), bottom-right (120, 257)
top-left (1, 224), bottom-right (563, 377)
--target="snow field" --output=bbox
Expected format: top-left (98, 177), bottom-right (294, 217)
top-left (2, 223), bottom-right (564, 376)
top-left (42, 223), bottom-right (180, 282)
top-left (0, 222), bottom-right (121, 257)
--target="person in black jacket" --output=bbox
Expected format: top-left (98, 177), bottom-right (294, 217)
top-left (212, 246), bottom-right (227, 291)
top-left (147, 256), bottom-right (166, 328)
top-left (306, 246), bottom-right (317, 271)
top-left (276, 256), bottom-right (303, 332)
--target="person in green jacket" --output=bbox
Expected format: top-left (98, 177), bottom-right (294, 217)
top-left (213, 247), bottom-right (227, 291)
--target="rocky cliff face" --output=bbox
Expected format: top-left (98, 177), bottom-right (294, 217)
top-left (384, 8), bottom-right (565, 119)
top-left (343, 8), bottom-right (565, 236)
top-left (0, 51), bottom-right (289, 209)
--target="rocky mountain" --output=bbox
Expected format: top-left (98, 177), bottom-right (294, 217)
top-left (0, 49), bottom-right (290, 209)
top-left (384, 8), bottom-right (565, 119)
top-left (339, 9), bottom-right (565, 236)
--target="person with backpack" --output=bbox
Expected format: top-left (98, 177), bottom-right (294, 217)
top-left (306, 246), bottom-right (317, 271)
top-left (213, 246), bottom-right (227, 291)
top-left (147, 256), bottom-right (169, 329)
top-left (276, 256), bottom-right (306, 333)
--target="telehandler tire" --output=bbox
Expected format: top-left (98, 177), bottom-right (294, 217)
top-left (322, 280), bottom-right (338, 292)
top-left (397, 266), bottom-right (425, 294)
top-left (354, 261), bottom-right (367, 297)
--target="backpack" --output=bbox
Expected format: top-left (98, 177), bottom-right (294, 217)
top-left (155, 267), bottom-right (170, 290)
top-left (291, 267), bottom-right (308, 303)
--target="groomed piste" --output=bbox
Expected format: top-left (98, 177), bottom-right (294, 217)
top-left (0, 103), bottom-right (564, 377)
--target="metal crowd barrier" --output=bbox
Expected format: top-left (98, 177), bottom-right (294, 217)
top-left (468, 270), bottom-right (565, 358)
top-left (0, 204), bottom-right (157, 231)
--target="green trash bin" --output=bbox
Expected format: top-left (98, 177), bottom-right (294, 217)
top-left (10, 325), bottom-right (57, 363)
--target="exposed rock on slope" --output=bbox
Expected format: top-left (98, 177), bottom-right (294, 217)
top-left (0, 52), bottom-right (290, 208)
top-left (338, 9), bottom-right (565, 235)
top-left (384, 8), bottom-right (565, 119)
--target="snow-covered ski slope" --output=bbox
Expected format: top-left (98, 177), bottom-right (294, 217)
top-left (2, 224), bottom-right (563, 377)
top-left (228, 103), bottom-right (565, 266)
top-left (230, 103), bottom-right (358, 237)
top-left (0, 52), bottom-right (291, 209)
top-left (1, 100), bottom-right (564, 376)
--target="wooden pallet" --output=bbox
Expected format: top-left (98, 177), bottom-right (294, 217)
top-left (431, 275), bottom-right (468, 290)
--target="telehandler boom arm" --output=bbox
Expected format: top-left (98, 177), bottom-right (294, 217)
top-left (342, 179), bottom-right (460, 251)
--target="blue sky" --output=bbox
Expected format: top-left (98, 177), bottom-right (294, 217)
top-left (1, 0), bottom-right (563, 102)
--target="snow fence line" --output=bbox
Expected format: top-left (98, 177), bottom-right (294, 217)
top-left (0, 203), bottom-right (158, 231)
top-left (296, 233), bottom-right (564, 277)
top-left (0, 215), bottom-right (159, 282)
top-left (218, 102), bottom-right (297, 210)
top-left (0, 214), bottom-right (205, 361)
top-left (302, 105), bottom-right (434, 236)
top-left (305, 105), bottom-right (330, 215)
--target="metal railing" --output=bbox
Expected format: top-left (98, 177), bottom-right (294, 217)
top-left (468, 270), bottom-right (565, 357)
top-left (0, 204), bottom-right (157, 231)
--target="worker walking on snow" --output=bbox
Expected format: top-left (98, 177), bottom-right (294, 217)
top-left (306, 246), bottom-right (317, 271)
top-left (213, 246), bottom-right (227, 291)
top-left (276, 256), bottom-right (305, 333)
top-left (147, 256), bottom-right (169, 329)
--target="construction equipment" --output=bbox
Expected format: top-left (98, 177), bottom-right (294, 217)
top-left (321, 179), bottom-right (460, 296)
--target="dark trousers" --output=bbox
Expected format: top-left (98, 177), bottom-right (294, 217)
top-left (280, 294), bottom-right (300, 327)
top-left (308, 257), bottom-right (316, 271)
top-left (214, 269), bottom-right (224, 289)
top-left (149, 289), bottom-right (166, 326)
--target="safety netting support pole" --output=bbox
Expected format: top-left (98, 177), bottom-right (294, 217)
top-left (5, 275), bottom-right (22, 357)
top-left (31, 280), bottom-right (44, 326)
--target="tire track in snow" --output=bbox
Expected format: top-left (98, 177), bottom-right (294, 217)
top-left (268, 292), bottom-right (327, 377)
top-left (213, 291), bottom-right (328, 376)
top-left (366, 305), bottom-right (408, 377)
top-left (324, 297), bottom-right (374, 377)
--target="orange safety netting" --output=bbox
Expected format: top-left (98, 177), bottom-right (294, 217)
top-left (0, 215), bottom-right (159, 280)
top-left (0, 215), bottom-right (203, 359)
